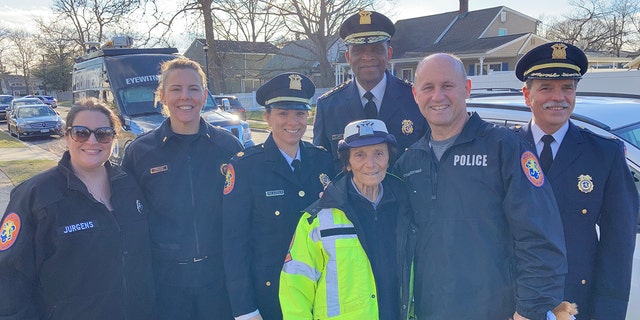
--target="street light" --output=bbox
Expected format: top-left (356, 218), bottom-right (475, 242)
top-left (203, 44), bottom-right (210, 92)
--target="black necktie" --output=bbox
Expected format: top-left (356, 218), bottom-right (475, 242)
top-left (363, 91), bottom-right (377, 119)
top-left (291, 159), bottom-right (301, 177)
top-left (540, 134), bottom-right (555, 173)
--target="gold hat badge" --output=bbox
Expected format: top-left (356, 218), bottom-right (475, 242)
top-left (359, 11), bottom-right (372, 24)
top-left (551, 43), bottom-right (568, 60)
top-left (289, 74), bottom-right (302, 90)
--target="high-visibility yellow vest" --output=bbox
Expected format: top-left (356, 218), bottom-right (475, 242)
top-left (279, 207), bottom-right (379, 319)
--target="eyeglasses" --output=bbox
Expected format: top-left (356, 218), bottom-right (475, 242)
top-left (67, 126), bottom-right (116, 144)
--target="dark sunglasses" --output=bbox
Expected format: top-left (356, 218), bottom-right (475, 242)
top-left (67, 126), bottom-right (116, 144)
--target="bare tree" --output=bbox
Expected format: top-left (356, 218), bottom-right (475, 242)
top-left (33, 19), bottom-right (81, 92)
top-left (53, 0), bottom-right (146, 51)
top-left (212, 0), bottom-right (283, 42)
top-left (0, 25), bottom-right (11, 94)
top-left (269, 0), bottom-right (375, 87)
top-left (7, 30), bottom-right (40, 95)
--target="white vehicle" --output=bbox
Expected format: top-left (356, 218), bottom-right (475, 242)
top-left (466, 91), bottom-right (640, 319)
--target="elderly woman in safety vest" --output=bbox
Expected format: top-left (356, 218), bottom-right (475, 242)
top-left (279, 119), bottom-right (415, 320)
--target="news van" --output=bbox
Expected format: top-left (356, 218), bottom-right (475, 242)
top-left (72, 38), bottom-right (253, 164)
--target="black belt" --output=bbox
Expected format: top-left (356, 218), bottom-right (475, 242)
top-left (177, 255), bottom-right (208, 264)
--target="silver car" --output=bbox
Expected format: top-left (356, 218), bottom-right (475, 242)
top-left (466, 91), bottom-right (640, 319)
top-left (7, 104), bottom-right (65, 140)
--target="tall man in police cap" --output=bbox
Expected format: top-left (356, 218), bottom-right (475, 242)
top-left (313, 10), bottom-right (427, 171)
top-left (514, 42), bottom-right (639, 320)
top-left (222, 73), bottom-right (334, 320)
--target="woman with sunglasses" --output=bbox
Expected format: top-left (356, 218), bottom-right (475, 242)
top-left (122, 57), bottom-right (242, 320)
top-left (0, 98), bottom-right (156, 319)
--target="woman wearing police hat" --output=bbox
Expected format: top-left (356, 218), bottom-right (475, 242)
top-left (222, 72), bottom-right (335, 320)
top-left (279, 119), bottom-right (415, 320)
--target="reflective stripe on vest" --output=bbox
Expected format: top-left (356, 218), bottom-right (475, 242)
top-left (317, 208), bottom-right (357, 317)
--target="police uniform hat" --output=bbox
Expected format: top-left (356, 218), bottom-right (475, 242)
top-left (339, 10), bottom-right (395, 45)
top-left (515, 42), bottom-right (588, 81)
top-left (256, 72), bottom-right (315, 110)
top-left (338, 119), bottom-right (396, 151)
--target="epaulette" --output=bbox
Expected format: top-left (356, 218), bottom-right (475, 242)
top-left (393, 76), bottom-right (414, 88)
top-left (577, 126), bottom-right (619, 142)
top-left (301, 140), bottom-right (328, 152)
top-left (232, 143), bottom-right (265, 161)
top-left (319, 79), bottom-right (352, 99)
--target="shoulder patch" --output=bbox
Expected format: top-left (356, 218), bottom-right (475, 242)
top-left (520, 151), bottom-right (544, 187)
top-left (319, 79), bottom-right (352, 99)
top-left (0, 212), bottom-right (21, 251)
top-left (223, 163), bottom-right (236, 195)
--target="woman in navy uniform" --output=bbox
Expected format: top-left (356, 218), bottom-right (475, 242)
top-left (222, 72), bottom-right (335, 320)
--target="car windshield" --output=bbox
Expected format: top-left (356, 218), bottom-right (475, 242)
top-left (14, 99), bottom-right (44, 106)
top-left (613, 123), bottom-right (640, 149)
top-left (0, 96), bottom-right (12, 104)
top-left (201, 95), bottom-right (220, 112)
top-left (18, 106), bottom-right (55, 118)
top-left (118, 86), bottom-right (163, 116)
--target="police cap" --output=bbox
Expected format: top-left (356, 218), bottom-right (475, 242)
top-left (515, 42), bottom-right (588, 81)
top-left (256, 72), bottom-right (315, 110)
top-left (339, 10), bottom-right (395, 45)
top-left (338, 119), bottom-right (396, 151)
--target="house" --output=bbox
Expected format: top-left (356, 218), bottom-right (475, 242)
top-left (183, 39), bottom-right (279, 93)
top-left (260, 35), bottom-right (344, 87)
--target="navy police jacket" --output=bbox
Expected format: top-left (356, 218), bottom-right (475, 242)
top-left (516, 121), bottom-right (639, 320)
top-left (313, 70), bottom-right (427, 171)
top-left (394, 112), bottom-right (567, 320)
top-left (0, 152), bottom-right (155, 320)
top-left (122, 118), bottom-right (243, 287)
top-left (222, 134), bottom-right (334, 319)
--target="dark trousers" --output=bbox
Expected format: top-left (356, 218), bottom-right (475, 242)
top-left (156, 281), bottom-right (233, 320)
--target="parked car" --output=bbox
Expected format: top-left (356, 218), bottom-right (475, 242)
top-left (7, 104), bottom-right (65, 140)
top-left (0, 95), bottom-right (14, 120)
top-left (213, 95), bottom-right (247, 120)
top-left (465, 91), bottom-right (640, 319)
top-left (25, 95), bottom-right (58, 108)
top-left (202, 94), bottom-right (253, 147)
top-left (7, 97), bottom-right (47, 120)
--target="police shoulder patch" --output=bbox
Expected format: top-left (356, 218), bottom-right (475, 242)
top-left (0, 212), bottom-right (21, 251)
top-left (520, 151), bottom-right (544, 187)
top-left (223, 163), bottom-right (236, 195)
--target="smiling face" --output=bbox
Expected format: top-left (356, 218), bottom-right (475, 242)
top-left (412, 54), bottom-right (471, 140)
top-left (65, 110), bottom-right (114, 172)
top-left (265, 108), bottom-right (308, 152)
top-left (347, 143), bottom-right (389, 191)
top-left (523, 79), bottom-right (577, 134)
top-left (346, 42), bottom-right (392, 90)
top-left (160, 68), bottom-right (207, 134)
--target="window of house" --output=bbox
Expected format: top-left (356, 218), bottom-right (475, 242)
top-left (474, 62), bottom-right (504, 75)
top-left (498, 28), bottom-right (508, 36)
top-left (401, 68), bottom-right (413, 81)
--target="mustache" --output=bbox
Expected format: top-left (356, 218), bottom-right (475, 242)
top-left (542, 101), bottom-right (571, 109)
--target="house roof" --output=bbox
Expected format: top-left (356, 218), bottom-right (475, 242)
top-left (392, 6), bottom-right (529, 59)
top-left (196, 38), bottom-right (279, 54)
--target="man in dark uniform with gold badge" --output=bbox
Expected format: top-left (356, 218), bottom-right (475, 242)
top-left (222, 72), bottom-right (335, 320)
top-left (313, 10), bottom-right (427, 171)
top-left (514, 42), bottom-right (639, 320)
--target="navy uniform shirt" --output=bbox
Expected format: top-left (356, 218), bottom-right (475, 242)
top-left (313, 70), bottom-right (428, 171)
top-left (222, 134), bottom-right (334, 319)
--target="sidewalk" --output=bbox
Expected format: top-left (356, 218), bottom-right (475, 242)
top-left (0, 146), bottom-right (59, 213)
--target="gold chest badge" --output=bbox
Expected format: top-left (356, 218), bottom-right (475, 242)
top-left (577, 174), bottom-right (594, 193)
top-left (401, 119), bottom-right (414, 135)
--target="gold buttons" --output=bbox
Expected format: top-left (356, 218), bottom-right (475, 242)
top-left (266, 281), bottom-right (271, 286)
top-left (275, 211), bottom-right (280, 216)
top-left (581, 280), bottom-right (586, 285)
top-left (581, 209), bottom-right (587, 214)
top-left (298, 190), bottom-right (305, 197)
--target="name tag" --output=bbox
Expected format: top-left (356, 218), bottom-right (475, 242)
top-left (266, 190), bottom-right (285, 197)
top-left (331, 134), bottom-right (343, 141)
top-left (57, 220), bottom-right (98, 235)
top-left (150, 165), bottom-right (169, 174)
top-left (403, 169), bottom-right (422, 178)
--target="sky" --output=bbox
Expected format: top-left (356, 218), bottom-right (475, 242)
top-left (1, 0), bottom-right (573, 44)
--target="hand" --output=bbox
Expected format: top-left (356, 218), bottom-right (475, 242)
top-left (552, 301), bottom-right (578, 320)
top-left (511, 311), bottom-right (530, 320)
